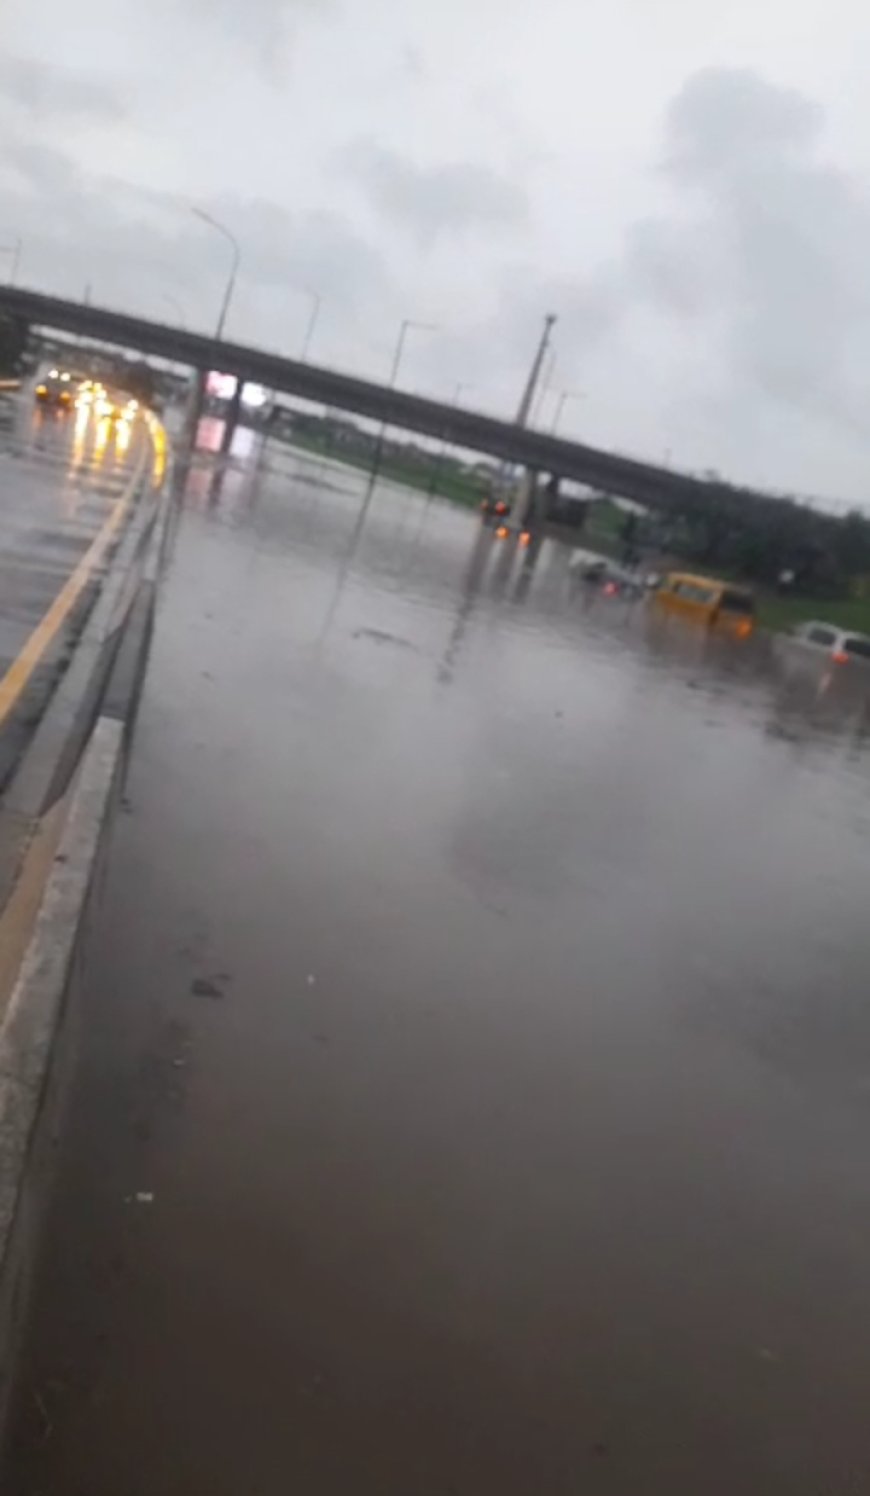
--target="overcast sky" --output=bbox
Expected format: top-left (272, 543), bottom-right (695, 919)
top-left (3, 0), bottom-right (870, 502)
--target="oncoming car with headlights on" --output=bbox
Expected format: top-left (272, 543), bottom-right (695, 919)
top-left (34, 369), bottom-right (75, 409)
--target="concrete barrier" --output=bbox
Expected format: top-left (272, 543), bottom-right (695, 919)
top-left (0, 431), bottom-right (172, 927)
top-left (0, 422), bottom-right (176, 1443)
top-left (0, 717), bottom-right (123, 1441)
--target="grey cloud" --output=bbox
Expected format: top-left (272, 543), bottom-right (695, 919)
top-left (656, 69), bottom-right (870, 415)
top-left (166, 0), bottom-right (335, 80)
top-left (340, 142), bottom-right (529, 245)
top-left (194, 195), bottom-right (392, 317)
top-left (464, 67), bottom-right (870, 497)
top-left (0, 119), bottom-right (393, 365)
top-left (588, 67), bottom-right (870, 477)
top-left (664, 67), bottom-right (822, 182)
top-left (0, 53), bottom-right (125, 121)
top-left (1, 135), bottom-right (79, 197)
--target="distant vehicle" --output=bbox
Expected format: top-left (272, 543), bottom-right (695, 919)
top-left (76, 382), bottom-right (139, 424)
top-left (653, 572), bottom-right (755, 638)
top-left (480, 495), bottom-right (510, 525)
top-left (34, 368), bottom-right (75, 408)
top-left (777, 620), bottom-right (870, 672)
top-left (570, 556), bottom-right (645, 598)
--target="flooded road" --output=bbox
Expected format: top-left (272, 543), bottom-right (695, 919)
top-left (7, 442), bottom-right (870, 1494)
top-left (0, 389), bottom-right (145, 789)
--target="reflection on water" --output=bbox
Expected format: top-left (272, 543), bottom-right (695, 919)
top-left (20, 433), bottom-right (868, 1496)
top-left (190, 441), bottom-right (870, 767)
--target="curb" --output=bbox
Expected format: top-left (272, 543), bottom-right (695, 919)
top-left (0, 717), bottom-right (124, 1439)
top-left (0, 426), bottom-right (175, 1451)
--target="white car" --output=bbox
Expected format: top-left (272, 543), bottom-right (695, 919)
top-left (780, 620), bottom-right (870, 671)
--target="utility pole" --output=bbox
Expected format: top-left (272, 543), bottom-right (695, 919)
top-left (514, 313), bottom-right (557, 428)
top-left (426, 381), bottom-right (473, 500)
top-left (192, 208), bottom-right (243, 463)
top-left (193, 207), bottom-right (241, 342)
top-left (368, 318), bottom-right (436, 488)
top-left (551, 389), bottom-right (585, 435)
top-left (532, 348), bottom-right (557, 426)
top-left (508, 312), bottom-right (557, 527)
top-left (1, 238), bottom-right (22, 286)
top-left (299, 292), bottom-right (322, 362)
top-left (163, 293), bottom-right (187, 328)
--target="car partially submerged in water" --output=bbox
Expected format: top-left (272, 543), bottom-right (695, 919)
top-left (775, 620), bottom-right (870, 679)
top-left (652, 572), bottom-right (756, 638)
top-left (569, 556), bottom-right (647, 599)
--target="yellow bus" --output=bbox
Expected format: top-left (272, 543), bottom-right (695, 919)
top-left (653, 573), bottom-right (755, 638)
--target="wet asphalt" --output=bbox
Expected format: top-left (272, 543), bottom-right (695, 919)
top-left (0, 389), bottom-right (143, 790)
top-left (6, 438), bottom-right (870, 1494)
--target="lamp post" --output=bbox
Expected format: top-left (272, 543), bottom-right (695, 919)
top-left (427, 380), bottom-right (473, 500)
top-left (187, 208), bottom-right (241, 466)
top-left (162, 293), bottom-right (187, 329)
top-left (506, 313), bottom-right (557, 524)
top-left (515, 313), bottom-right (557, 428)
top-left (387, 317), bottom-right (437, 390)
top-left (193, 207), bottom-right (240, 340)
top-left (299, 291), bottom-right (322, 362)
top-left (368, 317), bottom-right (437, 487)
top-left (551, 389), bottom-right (585, 435)
top-left (0, 238), bottom-right (21, 285)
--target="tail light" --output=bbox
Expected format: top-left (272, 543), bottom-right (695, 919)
top-left (832, 649), bottom-right (849, 665)
top-left (519, 530), bottom-right (531, 547)
top-left (495, 525), bottom-right (509, 539)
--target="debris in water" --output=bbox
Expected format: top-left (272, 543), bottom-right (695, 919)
top-left (352, 626), bottom-right (417, 651)
top-left (191, 976), bottom-right (224, 999)
top-left (34, 1391), bottom-right (52, 1443)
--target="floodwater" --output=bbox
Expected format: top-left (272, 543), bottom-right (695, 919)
top-left (6, 440), bottom-right (870, 1494)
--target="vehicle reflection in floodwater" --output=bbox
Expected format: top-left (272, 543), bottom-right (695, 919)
top-left (196, 443), bottom-right (870, 760)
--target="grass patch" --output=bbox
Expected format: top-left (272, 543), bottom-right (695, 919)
top-left (756, 592), bottom-right (870, 635)
top-left (281, 432), bottom-right (484, 507)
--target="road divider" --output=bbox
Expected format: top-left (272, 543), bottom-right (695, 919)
top-left (0, 717), bottom-right (124, 1440)
top-left (0, 417), bottom-right (175, 1451)
top-left (0, 444), bottom-right (148, 734)
top-left (0, 414), bottom-right (172, 964)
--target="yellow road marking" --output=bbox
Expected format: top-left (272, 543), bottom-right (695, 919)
top-left (0, 794), bottom-right (68, 1020)
top-left (0, 441), bottom-right (148, 732)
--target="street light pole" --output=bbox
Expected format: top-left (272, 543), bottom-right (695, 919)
top-left (163, 293), bottom-right (187, 329)
top-left (506, 312), bottom-right (557, 525)
top-left (0, 238), bottom-right (21, 285)
top-left (388, 317), bottom-right (435, 390)
top-left (188, 208), bottom-right (241, 468)
top-left (515, 313), bottom-right (557, 428)
top-left (551, 389), bottom-right (585, 435)
top-left (299, 291), bottom-right (322, 362)
top-left (532, 348), bottom-right (557, 426)
top-left (369, 317), bottom-right (437, 488)
top-left (427, 380), bottom-right (473, 500)
top-left (193, 207), bottom-right (241, 340)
